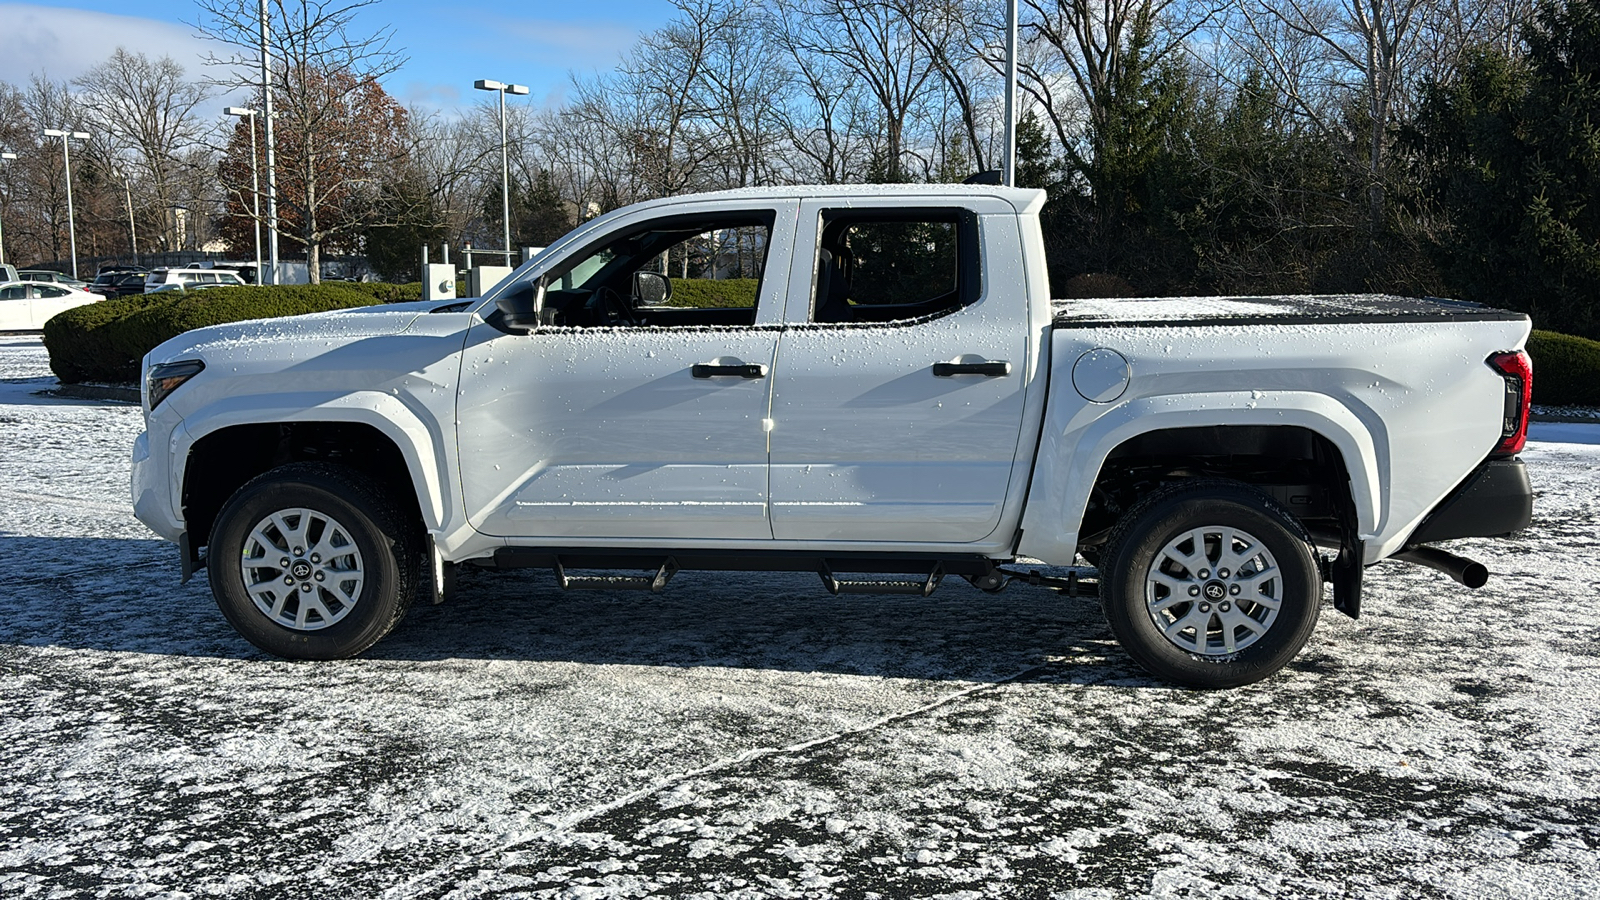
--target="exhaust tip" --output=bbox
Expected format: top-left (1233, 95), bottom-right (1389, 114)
top-left (1459, 561), bottom-right (1489, 589)
top-left (1393, 546), bottom-right (1490, 589)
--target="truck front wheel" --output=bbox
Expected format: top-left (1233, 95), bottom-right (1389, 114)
top-left (207, 463), bottom-right (422, 660)
top-left (1100, 480), bottom-right (1321, 688)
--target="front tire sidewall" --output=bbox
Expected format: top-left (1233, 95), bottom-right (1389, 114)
top-left (1102, 487), bottom-right (1321, 689)
top-left (209, 470), bottom-right (409, 660)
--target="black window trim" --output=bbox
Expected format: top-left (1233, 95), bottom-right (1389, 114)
top-left (540, 208), bottom-right (779, 324)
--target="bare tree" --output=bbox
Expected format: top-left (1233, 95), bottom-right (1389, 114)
top-left (774, 0), bottom-right (939, 181)
top-left (74, 49), bottom-right (209, 252)
top-left (196, 0), bottom-right (409, 280)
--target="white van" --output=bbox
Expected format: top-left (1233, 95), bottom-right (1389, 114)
top-left (144, 268), bottom-right (247, 292)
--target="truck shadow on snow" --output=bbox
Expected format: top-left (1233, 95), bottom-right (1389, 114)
top-left (0, 535), bottom-right (1167, 686)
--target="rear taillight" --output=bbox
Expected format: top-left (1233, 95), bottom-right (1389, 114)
top-left (1487, 350), bottom-right (1532, 455)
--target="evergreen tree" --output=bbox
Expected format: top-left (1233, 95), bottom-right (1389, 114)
top-left (1409, 0), bottom-right (1600, 337)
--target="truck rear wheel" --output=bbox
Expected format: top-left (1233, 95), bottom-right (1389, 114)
top-left (207, 463), bottom-right (421, 660)
top-left (1099, 480), bottom-right (1321, 688)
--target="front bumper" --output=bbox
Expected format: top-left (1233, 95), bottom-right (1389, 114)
top-left (131, 429), bottom-right (184, 541)
top-left (1407, 456), bottom-right (1532, 545)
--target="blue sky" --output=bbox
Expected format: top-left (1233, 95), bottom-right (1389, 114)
top-left (0, 0), bottom-right (676, 112)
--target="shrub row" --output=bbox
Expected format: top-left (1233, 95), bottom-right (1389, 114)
top-left (1527, 329), bottom-right (1600, 408)
top-left (43, 282), bottom-right (419, 385)
top-left (665, 277), bottom-right (758, 308)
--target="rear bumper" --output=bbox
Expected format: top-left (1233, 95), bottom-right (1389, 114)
top-left (1407, 457), bottom-right (1532, 545)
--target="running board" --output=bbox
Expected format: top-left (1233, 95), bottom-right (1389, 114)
top-left (554, 556), bottom-right (679, 593)
top-left (819, 561), bottom-right (945, 597)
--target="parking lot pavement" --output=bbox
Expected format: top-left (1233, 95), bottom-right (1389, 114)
top-left (2, 333), bottom-right (1597, 899)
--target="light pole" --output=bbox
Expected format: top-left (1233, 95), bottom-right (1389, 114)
top-left (41, 129), bottom-right (91, 279)
top-left (1003, 0), bottom-right (1018, 187)
top-left (120, 172), bottom-right (137, 265)
top-left (0, 151), bottom-right (15, 267)
top-left (259, 0), bottom-right (280, 284)
top-left (473, 79), bottom-right (529, 263)
top-left (225, 107), bottom-right (263, 281)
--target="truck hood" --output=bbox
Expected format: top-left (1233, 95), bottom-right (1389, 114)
top-left (1052, 293), bottom-right (1529, 328)
top-left (146, 300), bottom-right (444, 366)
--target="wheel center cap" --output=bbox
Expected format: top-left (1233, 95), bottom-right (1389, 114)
top-left (1203, 581), bottom-right (1227, 601)
top-left (291, 561), bottom-right (313, 579)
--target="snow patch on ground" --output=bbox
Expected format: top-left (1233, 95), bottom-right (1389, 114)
top-left (1, 335), bottom-right (1597, 898)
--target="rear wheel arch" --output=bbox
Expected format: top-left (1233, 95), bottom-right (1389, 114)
top-left (1079, 424), bottom-right (1360, 555)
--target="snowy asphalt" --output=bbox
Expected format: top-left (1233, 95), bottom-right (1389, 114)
top-left (1, 333), bottom-right (1597, 899)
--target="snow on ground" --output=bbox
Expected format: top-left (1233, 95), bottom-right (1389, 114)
top-left (1, 333), bottom-right (1597, 899)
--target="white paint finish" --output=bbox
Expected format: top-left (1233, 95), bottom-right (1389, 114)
top-left (456, 325), bottom-right (781, 540)
top-left (767, 207), bottom-right (1033, 544)
top-left (1071, 348), bottom-right (1130, 403)
top-left (136, 306), bottom-right (471, 550)
top-left (1016, 317), bottom-right (1531, 565)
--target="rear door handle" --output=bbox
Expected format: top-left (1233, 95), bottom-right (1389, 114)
top-left (692, 362), bottom-right (768, 378)
top-left (933, 360), bottom-right (1011, 377)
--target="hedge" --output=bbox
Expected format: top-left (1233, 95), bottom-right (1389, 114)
top-left (43, 283), bottom-right (418, 385)
top-left (1527, 329), bottom-right (1600, 407)
top-left (665, 277), bottom-right (758, 308)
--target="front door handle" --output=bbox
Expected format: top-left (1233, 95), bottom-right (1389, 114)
top-left (692, 362), bottom-right (768, 378)
top-left (933, 360), bottom-right (1011, 377)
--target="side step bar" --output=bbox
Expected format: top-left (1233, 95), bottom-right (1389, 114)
top-left (820, 561), bottom-right (944, 596)
top-left (554, 556), bottom-right (679, 593)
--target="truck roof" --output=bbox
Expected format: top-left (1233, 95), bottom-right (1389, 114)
top-left (609, 183), bottom-right (1049, 217)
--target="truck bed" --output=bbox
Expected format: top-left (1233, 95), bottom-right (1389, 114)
top-left (1052, 294), bottom-right (1529, 328)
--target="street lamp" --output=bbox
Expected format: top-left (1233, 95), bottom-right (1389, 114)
top-left (225, 107), bottom-right (263, 281)
top-left (41, 128), bottom-right (91, 279)
top-left (0, 151), bottom-right (15, 268)
top-left (473, 79), bottom-right (529, 264)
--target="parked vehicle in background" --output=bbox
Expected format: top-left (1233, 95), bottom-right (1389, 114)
top-left (88, 268), bottom-right (150, 299)
top-left (0, 264), bottom-right (17, 284)
top-left (143, 268), bottom-right (247, 292)
top-left (18, 269), bottom-right (89, 289)
top-left (132, 185), bottom-right (1535, 689)
top-left (147, 283), bottom-right (233, 295)
top-left (206, 262), bottom-right (259, 285)
top-left (0, 280), bottom-right (102, 330)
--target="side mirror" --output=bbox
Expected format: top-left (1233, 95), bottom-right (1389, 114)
top-left (494, 281), bottom-right (541, 334)
top-left (633, 271), bottom-right (671, 306)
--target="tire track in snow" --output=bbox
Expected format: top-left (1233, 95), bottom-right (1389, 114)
top-left (390, 663), bottom-right (1063, 897)
top-left (0, 487), bottom-right (131, 516)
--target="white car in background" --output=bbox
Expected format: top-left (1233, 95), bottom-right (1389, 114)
top-left (0, 280), bottom-right (102, 330)
top-left (143, 268), bottom-right (248, 292)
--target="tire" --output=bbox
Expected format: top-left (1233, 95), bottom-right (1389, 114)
top-left (207, 462), bottom-right (422, 660)
top-left (1099, 480), bottom-right (1321, 689)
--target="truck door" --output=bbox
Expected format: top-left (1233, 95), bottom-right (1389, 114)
top-left (767, 201), bottom-right (1034, 544)
top-left (457, 202), bottom-right (798, 541)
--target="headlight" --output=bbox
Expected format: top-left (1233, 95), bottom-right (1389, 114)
top-left (147, 359), bottom-right (205, 410)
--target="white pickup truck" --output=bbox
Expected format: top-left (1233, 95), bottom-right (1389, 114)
top-left (131, 185), bottom-right (1534, 687)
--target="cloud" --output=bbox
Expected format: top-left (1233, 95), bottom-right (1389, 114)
top-left (487, 17), bottom-right (644, 70)
top-left (0, 4), bottom-right (221, 87)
